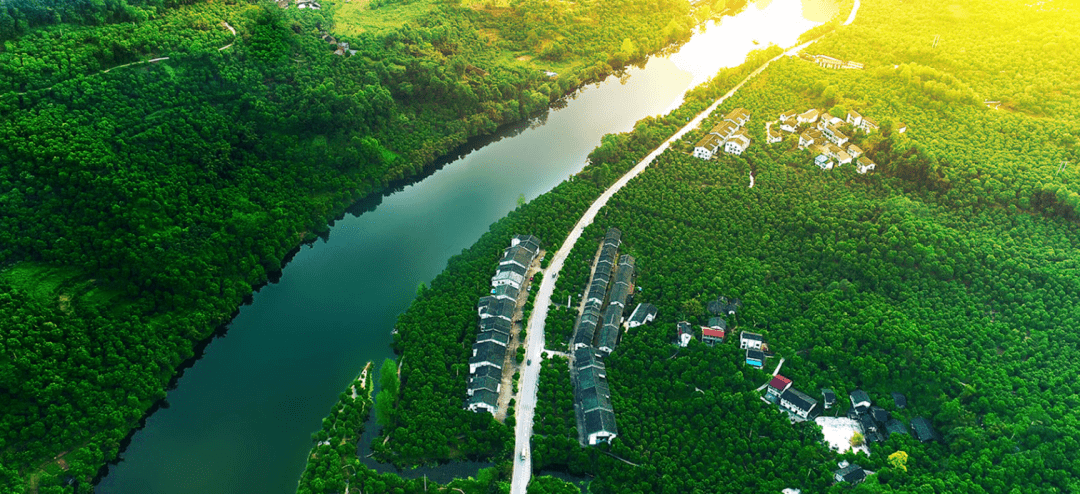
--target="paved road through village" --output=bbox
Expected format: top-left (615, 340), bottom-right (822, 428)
top-left (508, 5), bottom-right (861, 490)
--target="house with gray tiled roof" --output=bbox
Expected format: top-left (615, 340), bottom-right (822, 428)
top-left (597, 306), bottom-right (623, 355)
top-left (911, 417), bottom-right (939, 442)
top-left (625, 303), bottom-right (657, 328)
top-left (479, 317), bottom-right (512, 336)
top-left (780, 387), bottom-right (819, 420)
top-left (850, 389), bottom-right (871, 411)
top-left (746, 348), bottom-right (765, 368)
top-left (834, 463), bottom-right (866, 484)
top-left (821, 388), bottom-right (837, 409)
top-left (467, 365), bottom-right (502, 397)
top-left (475, 330), bottom-right (509, 347)
top-left (477, 296), bottom-right (515, 322)
top-left (467, 388), bottom-right (499, 414)
top-left (469, 340), bottom-right (506, 373)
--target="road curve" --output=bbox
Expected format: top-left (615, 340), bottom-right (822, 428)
top-left (844, 0), bottom-right (861, 26)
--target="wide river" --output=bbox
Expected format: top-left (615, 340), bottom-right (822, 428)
top-left (95, 1), bottom-right (830, 492)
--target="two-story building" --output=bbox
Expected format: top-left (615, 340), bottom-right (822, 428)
top-left (798, 108), bottom-right (821, 125)
top-left (701, 325), bottom-right (725, 347)
top-left (676, 321), bottom-right (693, 347)
top-left (745, 348), bottom-right (765, 368)
top-left (780, 387), bottom-right (819, 420)
top-left (767, 375), bottom-right (793, 398)
top-left (740, 331), bottom-right (764, 349)
top-left (855, 156), bottom-right (876, 174)
top-left (724, 129), bottom-right (751, 155)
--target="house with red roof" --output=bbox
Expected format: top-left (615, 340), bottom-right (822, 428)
top-left (767, 375), bottom-right (793, 398)
top-left (701, 326), bottom-right (725, 347)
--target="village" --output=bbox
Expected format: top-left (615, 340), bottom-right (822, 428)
top-left (693, 98), bottom-right (910, 177)
top-left (674, 299), bottom-right (940, 487)
top-left (466, 228), bottom-right (941, 486)
top-left (463, 228), bottom-right (663, 447)
top-left (768, 106), bottom-right (906, 174)
top-left (465, 234), bottom-right (543, 416)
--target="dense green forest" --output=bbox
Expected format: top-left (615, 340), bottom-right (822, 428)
top-left (304, 0), bottom-right (1080, 492)
top-left (0, 0), bottom-right (709, 489)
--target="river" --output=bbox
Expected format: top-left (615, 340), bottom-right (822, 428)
top-left (94, 1), bottom-right (828, 492)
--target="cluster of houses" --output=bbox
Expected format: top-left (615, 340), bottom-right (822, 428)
top-left (826, 393), bottom-right (937, 486)
top-left (692, 108), bottom-right (752, 160)
top-left (569, 228), bottom-right (657, 446)
top-left (465, 235), bottom-right (540, 415)
top-left (317, 32), bottom-right (357, 57)
top-left (847, 390), bottom-right (939, 444)
top-left (673, 296), bottom-right (767, 368)
top-left (571, 228), bottom-right (637, 356)
top-left (767, 108), bottom-right (882, 174)
top-left (809, 54), bottom-right (864, 70)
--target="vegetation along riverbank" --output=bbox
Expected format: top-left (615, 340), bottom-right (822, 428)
top-left (308, 0), bottom-right (1080, 492)
top-left (0, 0), bottom-right (733, 489)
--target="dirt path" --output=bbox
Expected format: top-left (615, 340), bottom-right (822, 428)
top-left (11, 20), bottom-right (236, 96)
top-left (754, 357), bottom-right (787, 391)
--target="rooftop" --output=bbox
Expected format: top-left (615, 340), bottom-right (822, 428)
top-left (781, 388), bottom-right (818, 412)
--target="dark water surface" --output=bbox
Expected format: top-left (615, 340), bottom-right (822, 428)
top-left (95, 3), bottom-right (822, 492)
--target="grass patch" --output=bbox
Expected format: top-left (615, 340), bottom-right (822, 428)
top-left (330, 0), bottom-right (437, 37)
top-left (0, 261), bottom-right (123, 311)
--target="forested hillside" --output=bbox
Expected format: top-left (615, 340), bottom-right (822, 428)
top-left (0, 0), bottom-right (706, 490)
top-left (306, 0), bottom-right (1080, 492)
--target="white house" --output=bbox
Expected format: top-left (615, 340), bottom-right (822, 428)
top-left (797, 108), bottom-right (821, 124)
top-left (813, 55), bottom-right (843, 69)
top-left (491, 269), bottom-right (524, 290)
top-left (823, 123), bottom-right (849, 146)
top-left (739, 331), bottom-right (763, 350)
top-left (767, 127), bottom-right (783, 144)
top-left (798, 128), bottom-right (822, 149)
top-left (836, 150), bottom-right (853, 166)
top-left (856, 156), bottom-right (876, 174)
top-left (845, 143), bottom-right (864, 158)
top-left (626, 303), bottom-right (657, 329)
top-left (815, 154), bottom-right (833, 170)
top-left (846, 110), bottom-right (863, 127)
top-left (859, 117), bottom-right (879, 132)
top-left (779, 117), bottom-right (799, 133)
top-left (897, 122), bottom-right (908, 133)
top-left (724, 129), bottom-right (750, 155)
top-left (693, 134), bottom-right (724, 160)
top-left (676, 321), bottom-right (693, 347)
top-left (779, 110), bottom-right (798, 122)
top-left (724, 107), bottom-right (751, 127)
top-left (850, 389), bottom-right (872, 410)
top-left (710, 120), bottom-right (739, 139)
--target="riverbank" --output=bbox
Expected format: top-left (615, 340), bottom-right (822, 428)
top-left (82, 3), bottom-right (821, 492)
top-left (0, 0), bottom-right (720, 489)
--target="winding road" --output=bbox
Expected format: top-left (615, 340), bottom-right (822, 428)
top-left (509, 4), bottom-right (861, 491)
